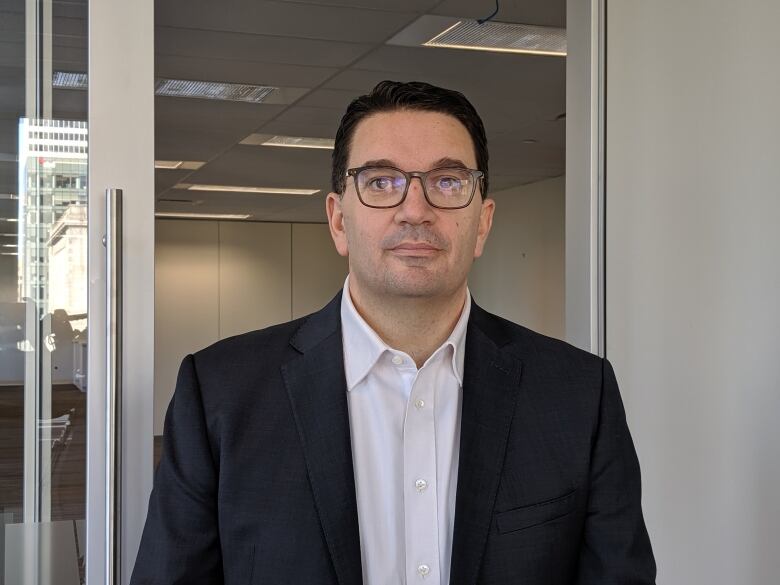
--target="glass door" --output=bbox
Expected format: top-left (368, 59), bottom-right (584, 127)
top-left (1, 0), bottom-right (155, 583)
top-left (1, 0), bottom-right (89, 583)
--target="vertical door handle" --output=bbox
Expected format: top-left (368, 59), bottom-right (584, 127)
top-left (105, 188), bottom-right (123, 585)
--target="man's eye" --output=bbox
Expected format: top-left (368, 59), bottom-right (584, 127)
top-left (436, 176), bottom-right (462, 190)
top-left (368, 177), bottom-right (394, 190)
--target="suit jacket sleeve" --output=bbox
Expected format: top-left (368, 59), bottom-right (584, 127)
top-left (130, 354), bottom-right (223, 585)
top-left (575, 358), bottom-right (657, 584)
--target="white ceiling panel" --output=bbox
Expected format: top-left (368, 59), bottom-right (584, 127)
top-left (156, 55), bottom-right (339, 88)
top-left (185, 144), bottom-right (331, 190)
top-left (0, 119), bottom-right (21, 153)
top-left (155, 169), bottom-right (193, 195)
top-left (156, 0), bottom-right (417, 44)
top-left (350, 45), bottom-right (565, 101)
top-left (295, 88), bottom-right (363, 110)
top-left (322, 69), bottom-right (409, 92)
top-left (0, 161), bottom-right (15, 194)
top-left (155, 96), bottom-right (285, 131)
top-left (156, 27), bottom-right (373, 69)
top-left (156, 190), bottom-right (329, 221)
top-left (276, 0), bottom-right (439, 13)
top-left (256, 105), bottom-right (344, 138)
top-left (155, 97), bottom-right (286, 161)
top-left (52, 89), bottom-right (87, 119)
top-left (432, 0), bottom-right (565, 28)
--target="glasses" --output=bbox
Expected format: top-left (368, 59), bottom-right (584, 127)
top-left (346, 165), bottom-right (485, 209)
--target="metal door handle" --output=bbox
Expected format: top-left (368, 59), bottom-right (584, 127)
top-left (105, 188), bottom-right (123, 585)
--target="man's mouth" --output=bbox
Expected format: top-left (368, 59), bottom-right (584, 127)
top-left (389, 242), bottom-right (441, 256)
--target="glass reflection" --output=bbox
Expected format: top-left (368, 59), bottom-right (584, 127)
top-left (1, 1), bottom-right (88, 583)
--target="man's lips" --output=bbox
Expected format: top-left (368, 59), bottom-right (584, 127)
top-left (389, 242), bottom-right (441, 256)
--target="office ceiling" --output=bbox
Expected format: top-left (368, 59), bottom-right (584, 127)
top-left (0, 0), bottom-right (566, 223)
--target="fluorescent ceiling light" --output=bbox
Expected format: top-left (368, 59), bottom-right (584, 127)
top-left (154, 79), bottom-right (276, 103)
top-left (0, 233), bottom-right (18, 236)
top-left (176, 183), bottom-right (319, 196)
top-left (155, 212), bottom-right (251, 220)
top-left (1, 218), bottom-right (18, 222)
top-left (154, 160), bottom-right (205, 170)
top-left (2, 244), bottom-right (18, 248)
top-left (240, 134), bottom-right (335, 150)
top-left (52, 71), bottom-right (88, 90)
top-left (387, 15), bottom-right (566, 57)
top-left (424, 20), bottom-right (566, 56)
top-left (0, 252), bottom-right (19, 256)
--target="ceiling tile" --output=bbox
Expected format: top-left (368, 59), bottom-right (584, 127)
top-left (295, 88), bottom-right (363, 110)
top-left (185, 143), bottom-right (331, 190)
top-left (431, 0), bottom-right (565, 28)
top-left (155, 97), bottom-right (286, 161)
top-left (156, 55), bottom-right (339, 88)
top-left (255, 105), bottom-right (344, 138)
top-left (156, 0), bottom-right (417, 44)
top-left (275, 0), bottom-right (438, 12)
top-left (156, 27), bottom-right (373, 69)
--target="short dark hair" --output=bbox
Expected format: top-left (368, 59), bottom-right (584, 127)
top-left (331, 80), bottom-right (489, 198)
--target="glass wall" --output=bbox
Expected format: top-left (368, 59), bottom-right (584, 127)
top-left (1, 0), bottom-right (88, 583)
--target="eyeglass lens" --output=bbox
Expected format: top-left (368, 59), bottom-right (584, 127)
top-left (356, 167), bottom-right (476, 208)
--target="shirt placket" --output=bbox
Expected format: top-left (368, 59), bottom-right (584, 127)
top-left (402, 363), bottom-right (440, 584)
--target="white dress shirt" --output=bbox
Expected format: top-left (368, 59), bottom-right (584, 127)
top-left (340, 275), bottom-right (470, 585)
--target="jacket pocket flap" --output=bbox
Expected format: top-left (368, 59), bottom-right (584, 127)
top-left (495, 490), bottom-right (576, 534)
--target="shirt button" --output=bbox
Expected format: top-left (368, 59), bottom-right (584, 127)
top-left (392, 355), bottom-right (403, 365)
top-left (415, 479), bottom-right (428, 492)
top-left (414, 399), bottom-right (425, 409)
top-left (417, 564), bottom-right (430, 577)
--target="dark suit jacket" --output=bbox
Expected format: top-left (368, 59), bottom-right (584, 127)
top-left (131, 292), bottom-right (656, 584)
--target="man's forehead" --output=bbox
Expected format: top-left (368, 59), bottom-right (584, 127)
top-left (349, 111), bottom-right (477, 168)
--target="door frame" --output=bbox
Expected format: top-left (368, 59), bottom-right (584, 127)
top-left (566, 0), bottom-right (607, 356)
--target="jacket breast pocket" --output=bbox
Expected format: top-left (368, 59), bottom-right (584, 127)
top-left (495, 490), bottom-right (577, 534)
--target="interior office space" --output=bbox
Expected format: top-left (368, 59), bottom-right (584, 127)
top-left (1, 0), bottom-right (779, 584)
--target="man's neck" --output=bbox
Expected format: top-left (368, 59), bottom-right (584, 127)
top-left (347, 277), bottom-right (467, 368)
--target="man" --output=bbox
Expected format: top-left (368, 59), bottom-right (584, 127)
top-left (132, 81), bottom-right (656, 585)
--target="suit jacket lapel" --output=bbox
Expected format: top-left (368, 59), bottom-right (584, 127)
top-left (450, 303), bottom-right (524, 585)
top-left (281, 292), bottom-right (363, 585)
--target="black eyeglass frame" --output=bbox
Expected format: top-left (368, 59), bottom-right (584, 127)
top-left (345, 165), bottom-right (486, 210)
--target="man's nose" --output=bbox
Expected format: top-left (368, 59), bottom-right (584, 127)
top-left (394, 176), bottom-right (436, 223)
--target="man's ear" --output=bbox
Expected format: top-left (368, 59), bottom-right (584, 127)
top-left (326, 192), bottom-right (349, 257)
top-left (473, 197), bottom-right (495, 258)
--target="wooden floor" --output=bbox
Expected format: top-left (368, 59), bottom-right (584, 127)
top-left (0, 384), bottom-right (86, 523)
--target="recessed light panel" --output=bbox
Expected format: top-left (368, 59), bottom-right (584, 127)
top-left (154, 160), bottom-right (205, 170)
top-left (155, 212), bottom-right (251, 220)
top-left (262, 135), bottom-right (335, 150)
top-left (424, 20), bottom-right (567, 56)
top-left (176, 183), bottom-right (319, 196)
top-left (154, 79), bottom-right (277, 103)
top-left (240, 134), bottom-right (335, 149)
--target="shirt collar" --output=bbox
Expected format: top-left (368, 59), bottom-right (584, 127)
top-left (340, 274), bottom-right (471, 391)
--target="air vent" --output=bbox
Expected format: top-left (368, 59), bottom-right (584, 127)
top-left (52, 72), bottom-right (88, 90)
top-left (154, 79), bottom-right (276, 103)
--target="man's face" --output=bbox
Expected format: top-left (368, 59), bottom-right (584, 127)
top-left (326, 109), bottom-right (494, 302)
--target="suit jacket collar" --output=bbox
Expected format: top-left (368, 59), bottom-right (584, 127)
top-left (282, 292), bottom-right (524, 585)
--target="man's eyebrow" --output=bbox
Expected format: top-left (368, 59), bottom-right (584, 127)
top-left (430, 157), bottom-right (468, 169)
top-left (360, 158), bottom-right (397, 168)
top-left (357, 157), bottom-right (470, 169)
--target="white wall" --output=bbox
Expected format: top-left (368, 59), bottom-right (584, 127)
top-left (606, 2), bottom-right (780, 583)
top-left (154, 219), bottom-right (348, 434)
top-left (470, 176), bottom-right (565, 340)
